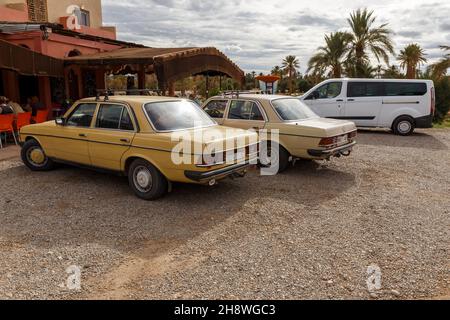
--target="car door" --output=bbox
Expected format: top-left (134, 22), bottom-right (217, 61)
top-left (87, 103), bottom-right (137, 171)
top-left (203, 99), bottom-right (229, 125)
top-left (223, 100), bottom-right (266, 131)
top-left (303, 81), bottom-right (344, 118)
top-left (50, 102), bottom-right (96, 165)
top-left (344, 82), bottom-right (384, 127)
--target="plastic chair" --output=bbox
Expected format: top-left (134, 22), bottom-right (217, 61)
top-left (15, 112), bottom-right (32, 132)
top-left (32, 110), bottom-right (49, 124)
top-left (0, 114), bottom-right (18, 149)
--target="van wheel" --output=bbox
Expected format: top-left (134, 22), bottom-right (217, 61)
top-left (128, 159), bottom-right (168, 200)
top-left (259, 142), bottom-right (290, 174)
top-left (393, 116), bottom-right (415, 136)
top-left (21, 139), bottom-right (54, 171)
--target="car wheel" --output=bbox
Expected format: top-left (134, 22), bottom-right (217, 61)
top-left (21, 139), bottom-right (54, 171)
top-left (393, 116), bottom-right (415, 136)
top-left (128, 159), bottom-right (168, 200)
top-left (259, 141), bottom-right (290, 174)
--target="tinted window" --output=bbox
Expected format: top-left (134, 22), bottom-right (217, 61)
top-left (144, 100), bottom-right (215, 131)
top-left (385, 82), bottom-right (427, 96)
top-left (204, 100), bottom-right (228, 118)
top-left (67, 103), bottom-right (96, 127)
top-left (96, 104), bottom-right (134, 131)
top-left (228, 100), bottom-right (264, 121)
top-left (307, 82), bottom-right (342, 100)
top-left (272, 99), bottom-right (319, 121)
top-left (120, 108), bottom-right (134, 131)
top-left (348, 82), bottom-right (384, 97)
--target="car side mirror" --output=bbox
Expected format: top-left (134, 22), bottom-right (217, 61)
top-left (55, 117), bottom-right (66, 126)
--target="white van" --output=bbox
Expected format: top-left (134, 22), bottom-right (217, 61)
top-left (300, 79), bottom-right (435, 135)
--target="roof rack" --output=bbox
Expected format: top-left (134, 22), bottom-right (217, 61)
top-left (95, 89), bottom-right (162, 101)
top-left (219, 90), bottom-right (256, 98)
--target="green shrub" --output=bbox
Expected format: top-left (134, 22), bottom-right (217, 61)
top-left (434, 77), bottom-right (450, 123)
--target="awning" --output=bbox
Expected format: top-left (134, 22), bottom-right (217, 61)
top-left (0, 39), bottom-right (63, 77)
top-left (65, 47), bottom-right (245, 85)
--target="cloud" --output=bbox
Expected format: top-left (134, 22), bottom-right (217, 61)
top-left (102, 0), bottom-right (450, 73)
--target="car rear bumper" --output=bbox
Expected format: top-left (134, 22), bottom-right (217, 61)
top-left (415, 114), bottom-right (433, 128)
top-left (185, 161), bottom-right (254, 183)
top-left (308, 141), bottom-right (357, 158)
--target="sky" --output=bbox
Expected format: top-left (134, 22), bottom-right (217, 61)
top-left (102, 0), bottom-right (450, 74)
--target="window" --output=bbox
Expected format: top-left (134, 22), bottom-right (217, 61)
top-left (272, 99), bottom-right (319, 121)
top-left (144, 100), bottom-right (216, 131)
top-left (228, 100), bottom-right (264, 121)
top-left (384, 82), bottom-right (427, 96)
top-left (75, 9), bottom-right (90, 27)
top-left (348, 82), bottom-right (384, 97)
top-left (96, 104), bottom-right (134, 131)
top-left (27, 0), bottom-right (48, 22)
top-left (306, 82), bottom-right (343, 100)
top-left (204, 100), bottom-right (228, 119)
top-left (67, 103), bottom-right (96, 127)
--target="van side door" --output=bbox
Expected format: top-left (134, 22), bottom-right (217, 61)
top-left (303, 81), bottom-right (344, 118)
top-left (345, 82), bottom-right (384, 127)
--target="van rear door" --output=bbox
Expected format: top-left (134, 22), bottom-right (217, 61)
top-left (344, 82), bottom-right (384, 127)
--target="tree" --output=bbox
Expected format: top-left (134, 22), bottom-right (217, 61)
top-left (382, 65), bottom-right (404, 79)
top-left (347, 8), bottom-right (395, 77)
top-left (308, 32), bottom-right (353, 78)
top-left (397, 44), bottom-right (427, 79)
top-left (429, 46), bottom-right (450, 80)
top-left (271, 66), bottom-right (284, 79)
top-left (282, 55), bottom-right (300, 94)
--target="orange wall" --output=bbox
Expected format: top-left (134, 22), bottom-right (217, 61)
top-left (0, 4), bottom-right (28, 21)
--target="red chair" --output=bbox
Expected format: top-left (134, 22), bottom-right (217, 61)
top-left (32, 110), bottom-right (49, 124)
top-left (0, 114), bottom-right (18, 149)
top-left (15, 112), bottom-right (32, 132)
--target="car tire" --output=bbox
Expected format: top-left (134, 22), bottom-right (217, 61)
top-left (21, 139), bottom-right (54, 171)
top-left (259, 141), bottom-right (290, 174)
top-left (128, 159), bottom-right (168, 200)
top-left (393, 116), bottom-right (415, 136)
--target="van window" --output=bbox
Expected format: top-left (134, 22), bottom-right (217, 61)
top-left (348, 82), bottom-right (384, 97)
top-left (384, 82), bottom-right (427, 96)
top-left (307, 82), bottom-right (342, 100)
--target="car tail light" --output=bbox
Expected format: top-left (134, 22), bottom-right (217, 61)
top-left (319, 137), bottom-right (338, 149)
top-left (431, 88), bottom-right (436, 116)
top-left (348, 130), bottom-right (358, 140)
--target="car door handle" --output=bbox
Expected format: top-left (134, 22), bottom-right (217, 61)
top-left (120, 138), bottom-right (130, 143)
top-left (336, 99), bottom-right (344, 102)
top-left (347, 99), bottom-right (355, 102)
top-left (79, 133), bottom-right (87, 138)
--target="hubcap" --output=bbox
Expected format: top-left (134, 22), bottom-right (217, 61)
top-left (398, 121), bottom-right (412, 134)
top-left (133, 166), bottom-right (153, 193)
top-left (27, 147), bottom-right (47, 167)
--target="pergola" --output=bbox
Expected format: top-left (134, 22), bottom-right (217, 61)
top-left (64, 47), bottom-right (245, 97)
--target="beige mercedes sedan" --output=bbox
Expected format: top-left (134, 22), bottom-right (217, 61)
top-left (202, 94), bottom-right (357, 173)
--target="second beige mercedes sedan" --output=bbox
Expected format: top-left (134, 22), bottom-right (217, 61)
top-left (202, 94), bottom-right (357, 173)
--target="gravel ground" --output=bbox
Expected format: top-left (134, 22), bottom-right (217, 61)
top-left (0, 129), bottom-right (449, 300)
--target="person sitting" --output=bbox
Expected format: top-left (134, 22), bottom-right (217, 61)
top-left (30, 96), bottom-right (46, 116)
top-left (0, 96), bottom-right (14, 115)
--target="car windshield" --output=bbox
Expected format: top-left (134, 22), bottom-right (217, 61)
top-left (272, 98), bottom-right (319, 121)
top-left (144, 100), bottom-right (216, 131)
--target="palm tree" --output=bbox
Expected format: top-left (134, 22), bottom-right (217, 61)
top-left (429, 46), bottom-right (450, 80)
top-left (397, 44), bottom-right (427, 79)
top-left (271, 66), bottom-right (284, 79)
top-left (308, 32), bottom-right (353, 78)
top-left (347, 8), bottom-right (395, 77)
top-left (382, 65), bottom-right (404, 79)
top-left (282, 55), bottom-right (300, 94)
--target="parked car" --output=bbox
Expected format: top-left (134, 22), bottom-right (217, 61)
top-left (19, 96), bottom-right (258, 200)
top-left (202, 94), bottom-right (357, 173)
top-left (300, 78), bottom-right (435, 136)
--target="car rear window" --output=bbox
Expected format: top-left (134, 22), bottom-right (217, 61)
top-left (144, 100), bottom-right (216, 131)
top-left (272, 99), bottom-right (319, 121)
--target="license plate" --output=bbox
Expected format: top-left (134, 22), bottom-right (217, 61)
top-left (336, 135), bottom-right (348, 146)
